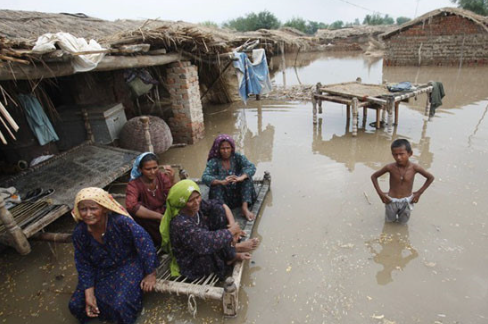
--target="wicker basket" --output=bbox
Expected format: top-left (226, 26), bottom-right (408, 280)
top-left (119, 116), bottom-right (173, 153)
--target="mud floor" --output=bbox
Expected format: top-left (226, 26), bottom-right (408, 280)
top-left (1, 53), bottom-right (488, 324)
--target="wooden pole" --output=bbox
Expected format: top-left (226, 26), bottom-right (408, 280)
top-left (81, 109), bottom-right (95, 143)
top-left (316, 83), bottom-right (323, 114)
top-left (425, 91), bottom-right (432, 116)
top-left (0, 53), bottom-right (183, 81)
top-left (394, 101), bottom-right (400, 125)
top-left (312, 89), bottom-right (318, 125)
top-left (0, 196), bottom-right (31, 255)
top-left (223, 277), bottom-right (238, 317)
top-left (31, 232), bottom-right (72, 243)
top-left (140, 116), bottom-right (154, 153)
top-left (280, 42), bottom-right (286, 88)
top-left (346, 105), bottom-right (351, 123)
top-left (376, 108), bottom-right (381, 129)
top-left (352, 97), bottom-right (359, 137)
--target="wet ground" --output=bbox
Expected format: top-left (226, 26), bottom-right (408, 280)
top-left (1, 52), bottom-right (488, 323)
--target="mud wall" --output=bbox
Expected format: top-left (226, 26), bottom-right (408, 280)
top-left (383, 14), bottom-right (488, 66)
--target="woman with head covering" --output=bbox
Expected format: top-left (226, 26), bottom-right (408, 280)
top-left (126, 152), bottom-right (175, 247)
top-left (202, 134), bottom-right (257, 221)
top-left (69, 187), bottom-right (158, 324)
top-left (160, 180), bottom-right (251, 280)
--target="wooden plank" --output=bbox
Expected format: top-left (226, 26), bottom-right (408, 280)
top-left (0, 53), bottom-right (183, 81)
top-left (154, 279), bottom-right (224, 300)
top-left (23, 205), bottom-right (70, 238)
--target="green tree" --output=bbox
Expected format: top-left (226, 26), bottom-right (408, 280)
top-left (329, 20), bottom-right (344, 29)
top-left (199, 21), bottom-right (219, 28)
top-left (396, 16), bottom-right (411, 25)
top-left (451, 0), bottom-right (488, 15)
top-left (223, 10), bottom-right (281, 31)
top-left (305, 20), bottom-right (328, 34)
top-left (363, 13), bottom-right (395, 25)
top-left (283, 17), bottom-right (307, 33)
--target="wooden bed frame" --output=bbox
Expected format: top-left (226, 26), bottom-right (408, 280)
top-left (153, 172), bottom-right (271, 316)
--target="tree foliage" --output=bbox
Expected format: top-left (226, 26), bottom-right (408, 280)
top-left (396, 16), bottom-right (411, 25)
top-left (223, 10), bottom-right (281, 31)
top-left (283, 17), bottom-right (328, 34)
top-left (451, 0), bottom-right (488, 15)
top-left (329, 20), bottom-right (344, 29)
top-left (363, 13), bottom-right (394, 25)
top-left (199, 21), bottom-right (219, 28)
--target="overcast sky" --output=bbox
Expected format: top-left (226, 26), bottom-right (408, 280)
top-left (1, 0), bottom-right (455, 24)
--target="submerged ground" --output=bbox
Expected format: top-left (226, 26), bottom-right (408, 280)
top-left (1, 52), bottom-right (488, 324)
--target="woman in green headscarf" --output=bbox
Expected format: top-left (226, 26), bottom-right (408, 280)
top-left (160, 179), bottom-right (250, 279)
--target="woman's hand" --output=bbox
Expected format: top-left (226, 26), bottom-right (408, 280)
top-left (162, 165), bottom-right (175, 183)
top-left (85, 287), bottom-right (100, 318)
top-left (228, 222), bottom-right (241, 236)
top-left (141, 271), bottom-right (157, 292)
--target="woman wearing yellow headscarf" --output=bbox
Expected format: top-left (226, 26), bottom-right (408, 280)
top-left (160, 180), bottom-right (250, 279)
top-left (69, 187), bottom-right (158, 324)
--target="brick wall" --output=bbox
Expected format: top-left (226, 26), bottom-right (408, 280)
top-left (383, 14), bottom-right (488, 66)
top-left (166, 61), bottom-right (205, 144)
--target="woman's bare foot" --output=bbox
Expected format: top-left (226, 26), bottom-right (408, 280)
top-left (235, 252), bottom-right (251, 261)
top-left (236, 238), bottom-right (259, 252)
top-left (242, 208), bottom-right (255, 221)
top-left (227, 252), bottom-right (251, 265)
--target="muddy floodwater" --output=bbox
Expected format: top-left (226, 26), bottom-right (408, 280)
top-left (1, 52), bottom-right (488, 323)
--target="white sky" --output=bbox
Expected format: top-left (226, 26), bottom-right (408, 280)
top-left (1, 0), bottom-right (454, 24)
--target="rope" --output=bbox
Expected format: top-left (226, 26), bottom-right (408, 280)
top-left (188, 294), bottom-right (197, 318)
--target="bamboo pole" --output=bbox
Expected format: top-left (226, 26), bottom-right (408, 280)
top-left (0, 115), bottom-right (16, 140)
top-left (352, 97), bottom-right (359, 137)
top-left (140, 116), bottom-right (154, 153)
top-left (0, 102), bottom-right (19, 131)
top-left (0, 196), bottom-right (31, 254)
top-left (81, 109), bottom-right (95, 143)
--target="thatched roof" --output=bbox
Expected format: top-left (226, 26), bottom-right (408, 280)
top-left (316, 25), bottom-right (395, 40)
top-left (381, 7), bottom-right (488, 39)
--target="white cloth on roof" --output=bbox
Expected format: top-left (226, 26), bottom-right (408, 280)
top-left (32, 32), bottom-right (106, 72)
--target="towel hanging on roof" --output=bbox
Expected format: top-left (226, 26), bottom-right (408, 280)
top-left (233, 49), bottom-right (273, 104)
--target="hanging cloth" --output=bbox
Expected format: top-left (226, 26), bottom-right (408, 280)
top-left (17, 94), bottom-right (59, 146)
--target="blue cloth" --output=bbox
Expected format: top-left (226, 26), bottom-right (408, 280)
top-left (17, 94), bottom-right (59, 146)
top-left (233, 49), bottom-right (272, 103)
top-left (69, 214), bottom-right (158, 324)
top-left (130, 152), bottom-right (154, 181)
top-left (387, 82), bottom-right (413, 92)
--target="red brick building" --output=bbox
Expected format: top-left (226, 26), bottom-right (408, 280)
top-left (381, 7), bottom-right (488, 66)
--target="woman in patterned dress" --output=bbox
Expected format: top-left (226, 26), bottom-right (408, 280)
top-left (202, 134), bottom-right (257, 221)
top-left (159, 180), bottom-right (251, 280)
top-left (69, 187), bottom-right (158, 324)
top-left (126, 152), bottom-right (175, 247)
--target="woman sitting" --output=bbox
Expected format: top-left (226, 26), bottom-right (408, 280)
top-left (160, 180), bottom-right (251, 280)
top-left (202, 134), bottom-right (257, 221)
top-left (126, 152), bottom-right (174, 247)
top-left (69, 187), bottom-right (158, 324)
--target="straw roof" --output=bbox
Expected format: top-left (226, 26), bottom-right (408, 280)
top-left (381, 7), bottom-right (488, 39)
top-left (316, 25), bottom-right (394, 40)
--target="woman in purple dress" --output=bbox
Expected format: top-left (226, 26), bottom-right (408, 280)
top-left (69, 187), bottom-right (158, 324)
top-left (160, 180), bottom-right (251, 280)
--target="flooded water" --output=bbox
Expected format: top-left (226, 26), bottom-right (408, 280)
top-left (1, 52), bottom-right (488, 324)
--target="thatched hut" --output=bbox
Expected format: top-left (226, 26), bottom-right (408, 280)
top-left (381, 7), bottom-right (488, 66)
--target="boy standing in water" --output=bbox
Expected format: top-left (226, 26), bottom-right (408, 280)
top-left (371, 139), bottom-right (434, 223)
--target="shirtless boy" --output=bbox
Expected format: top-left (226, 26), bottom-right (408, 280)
top-left (371, 139), bottom-right (434, 223)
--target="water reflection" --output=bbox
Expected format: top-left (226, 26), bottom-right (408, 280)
top-left (270, 52), bottom-right (383, 86)
top-left (311, 118), bottom-right (434, 171)
top-left (365, 223), bottom-right (418, 286)
top-left (383, 65), bottom-right (488, 109)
